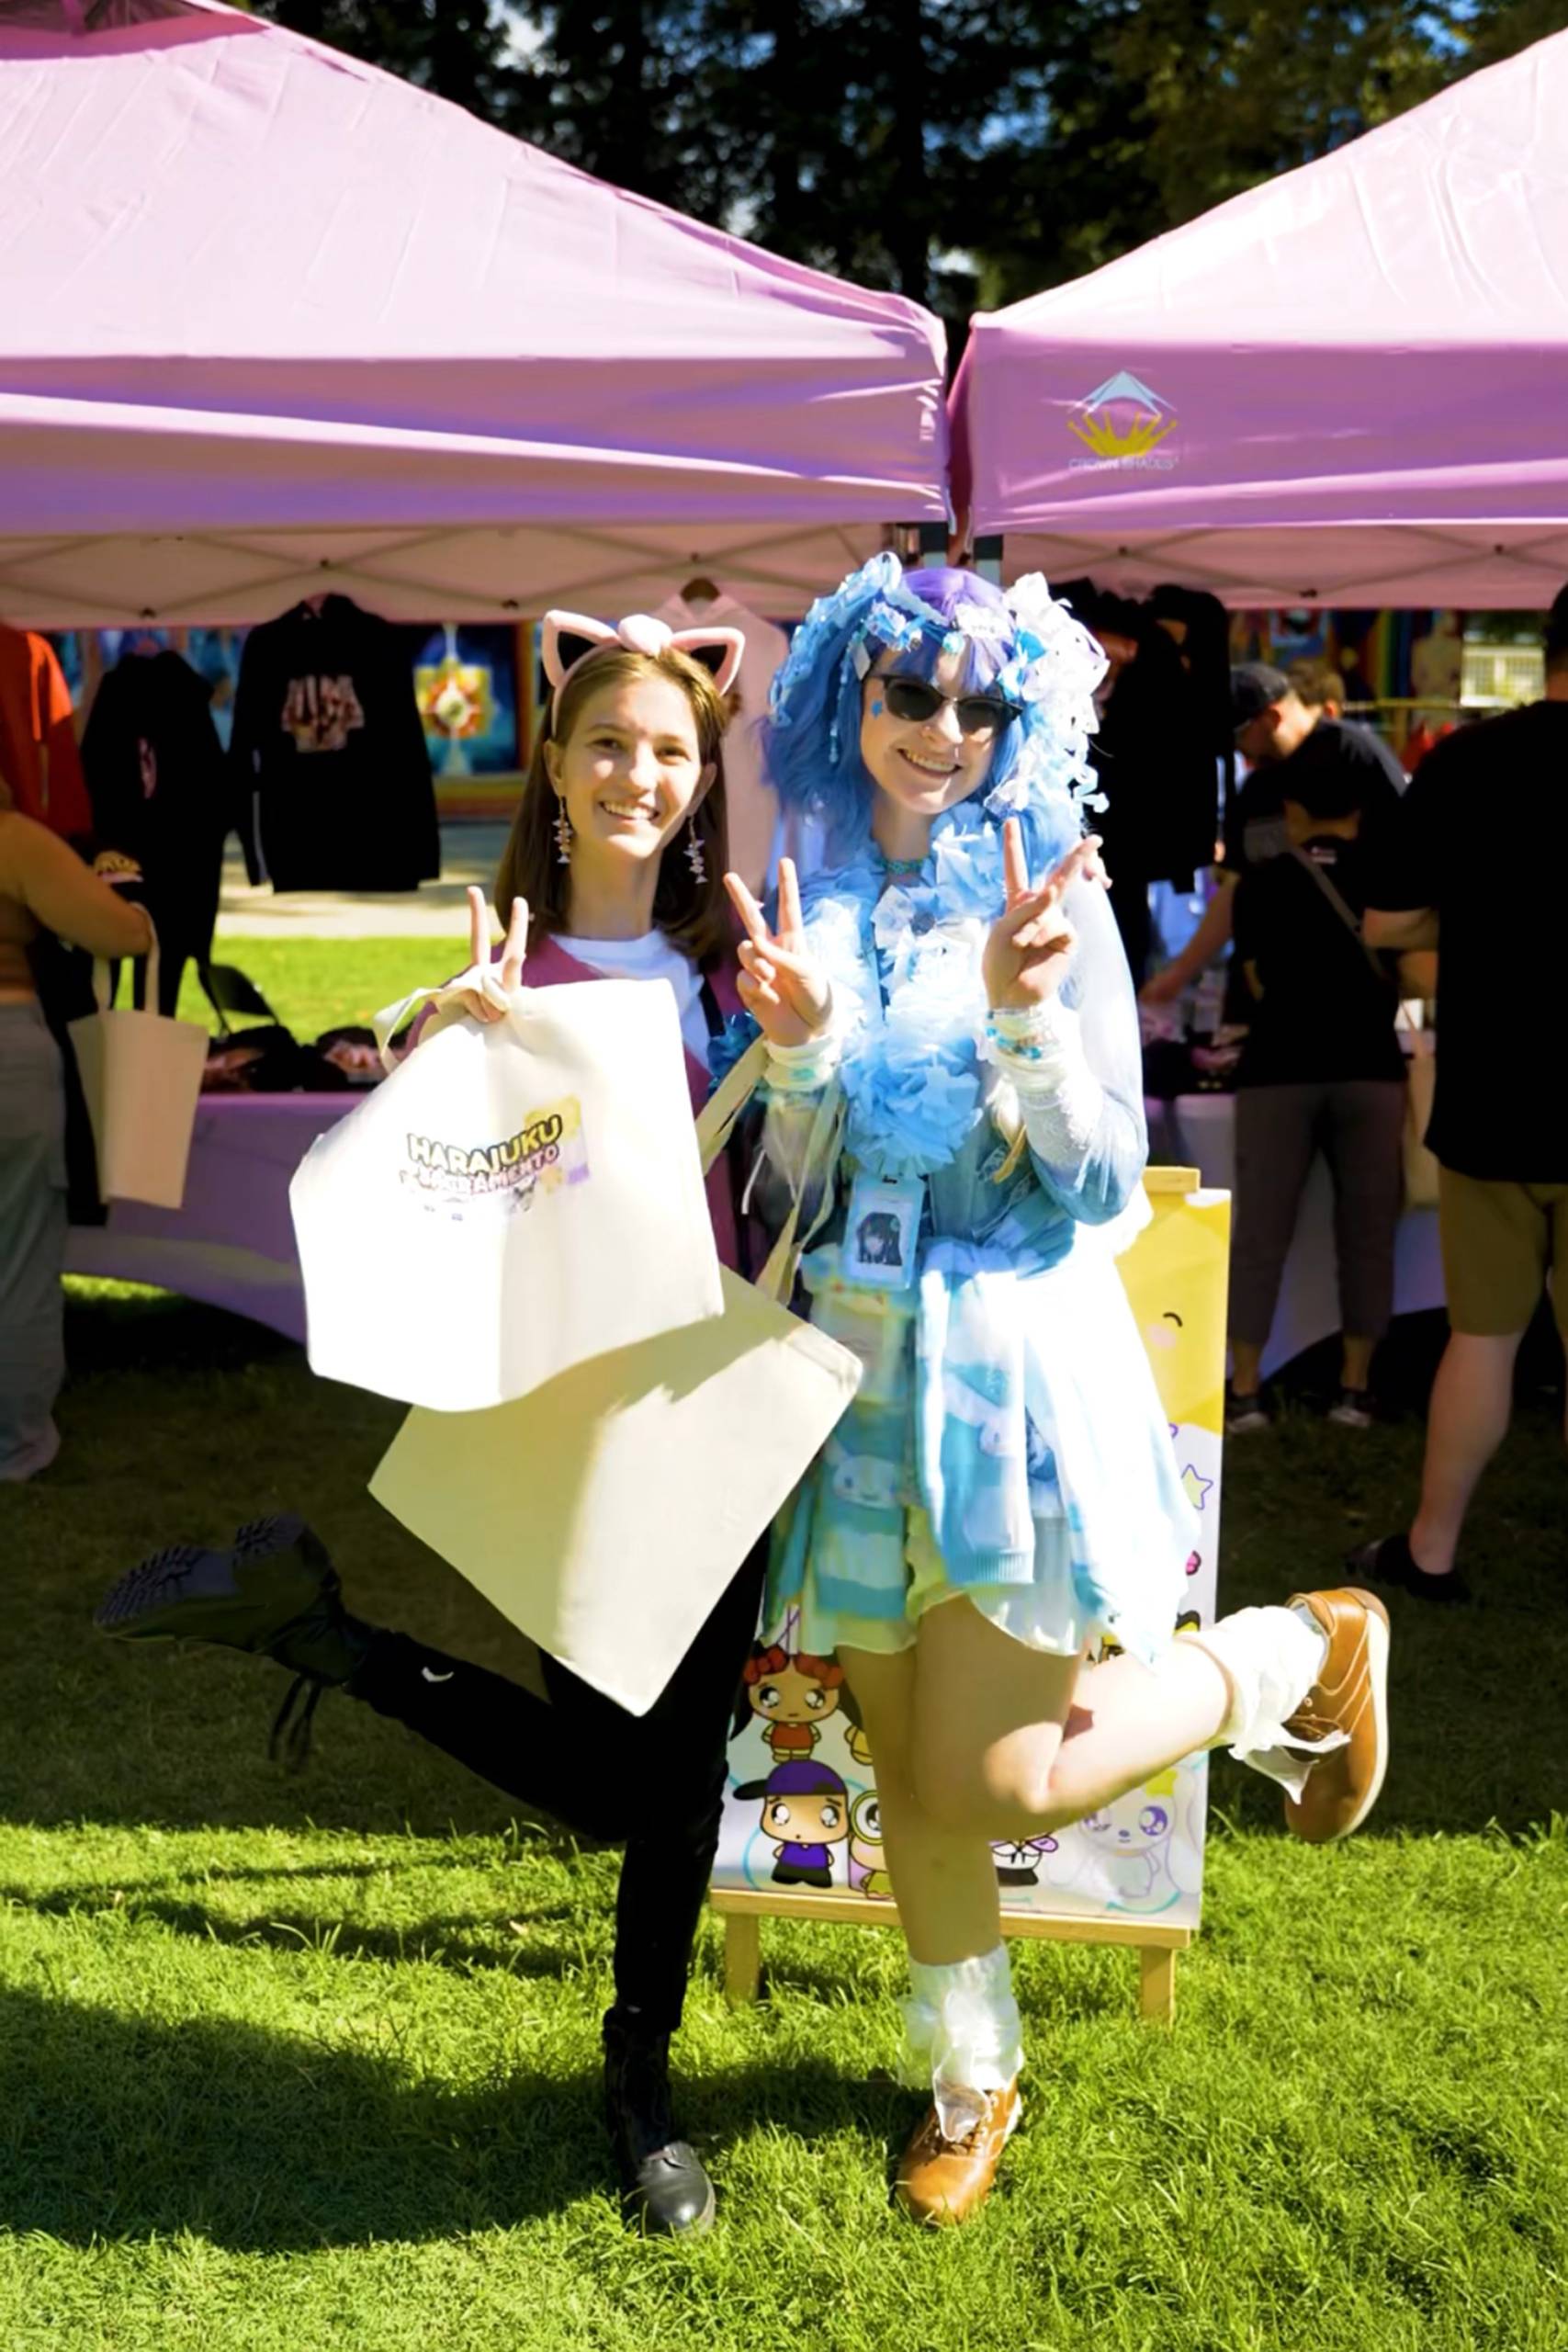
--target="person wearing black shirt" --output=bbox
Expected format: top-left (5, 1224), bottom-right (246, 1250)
top-left (1141, 663), bottom-right (1405, 1011)
top-left (1058, 582), bottom-right (1219, 985)
top-left (1225, 757), bottom-right (1406, 1432)
top-left (1353, 591), bottom-right (1568, 1603)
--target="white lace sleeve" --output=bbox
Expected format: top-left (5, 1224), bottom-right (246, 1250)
top-left (986, 876), bottom-right (1148, 1225)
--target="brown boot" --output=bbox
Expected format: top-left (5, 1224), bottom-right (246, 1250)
top-left (894, 2082), bottom-right (1021, 2226)
top-left (1282, 1588), bottom-right (1391, 1844)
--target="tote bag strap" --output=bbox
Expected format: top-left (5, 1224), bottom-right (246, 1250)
top-left (92, 911), bottom-right (161, 1014)
top-left (694, 1034), bottom-right (771, 1174)
top-left (371, 962), bottom-right (518, 1075)
top-left (754, 1081), bottom-right (847, 1305)
top-left (1286, 846), bottom-right (1391, 986)
top-left (693, 1034), bottom-right (846, 1305)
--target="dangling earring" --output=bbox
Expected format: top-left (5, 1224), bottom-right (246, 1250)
top-left (684, 820), bottom-right (706, 885)
top-left (553, 797), bottom-right (573, 865)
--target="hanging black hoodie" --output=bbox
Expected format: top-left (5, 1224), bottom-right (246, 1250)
top-left (81, 649), bottom-right (229, 1011)
top-left (229, 596), bottom-right (440, 891)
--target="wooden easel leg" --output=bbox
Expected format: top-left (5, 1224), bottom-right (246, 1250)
top-left (1139, 1944), bottom-right (1177, 2025)
top-left (724, 1914), bottom-right (761, 2006)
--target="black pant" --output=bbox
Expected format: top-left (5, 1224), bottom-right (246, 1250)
top-left (349, 1545), bottom-right (766, 2035)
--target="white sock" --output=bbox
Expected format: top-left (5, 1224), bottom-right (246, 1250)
top-left (1189, 1603), bottom-right (1345, 1801)
top-left (901, 1943), bottom-right (1023, 2139)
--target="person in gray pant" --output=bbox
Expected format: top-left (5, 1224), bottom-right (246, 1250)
top-left (1224, 758), bottom-right (1410, 1431)
top-left (0, 808), bottom-right (152, 1480)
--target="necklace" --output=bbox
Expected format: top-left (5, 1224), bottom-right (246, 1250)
top-left (875, 851), bottom-right (928, 877)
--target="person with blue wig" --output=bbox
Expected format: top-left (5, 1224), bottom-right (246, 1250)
top-left (722, 556), bottom-right (1393, 2226)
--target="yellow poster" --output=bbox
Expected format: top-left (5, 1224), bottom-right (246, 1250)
top-left (713, 1175), bottom-right (1231, 1931)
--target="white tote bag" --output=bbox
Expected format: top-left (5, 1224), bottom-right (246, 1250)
top-left (67, 926), bottom-right (208, 1210)
top-left (290, 977), bottom-right (724, 1413)
top-left (369, 1048), bottom-right (862, 1713)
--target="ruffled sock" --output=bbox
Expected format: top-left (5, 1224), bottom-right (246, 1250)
top-left (1181, 1603), bottom-right (1343, 1802)
top-left (900, 1943), bottom-right (1023, 2141)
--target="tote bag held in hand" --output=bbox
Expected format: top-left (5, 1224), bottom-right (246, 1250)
top-left (66, 923), bottom-right (207, 1210)
top-left (369, 1043), bottom-right (863, 1713)
top-left (290, 978), bottom-right (724, 1413)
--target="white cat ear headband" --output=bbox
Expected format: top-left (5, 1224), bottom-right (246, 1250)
top-left (541, 610), bottom-right (745, 726)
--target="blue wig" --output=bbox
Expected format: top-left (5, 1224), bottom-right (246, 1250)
top-left (762, 554), bottom-right (1107, 866)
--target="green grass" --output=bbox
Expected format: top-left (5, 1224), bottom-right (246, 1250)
top-left (3, 1286), bottom-right (1565, 2350)
top-left (173, 940), bottom-right (452, 1044)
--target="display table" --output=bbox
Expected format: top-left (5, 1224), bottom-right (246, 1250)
top-left (1148, 1093), bottom-right (1445, 1377)
top-left (66, 1090), bottom-right (1447, 1378)
top-left (64, 1095), bottom-right (355, 1342)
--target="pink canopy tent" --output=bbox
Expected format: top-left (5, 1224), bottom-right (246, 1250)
top-left (0, 0), bottom-right (947, 627)
top-left (951, 30), bottom-right (1568, 608)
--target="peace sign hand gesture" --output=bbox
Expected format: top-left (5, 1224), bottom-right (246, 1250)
top-left (724, 857), bottom-right (833, 1048)
top-left (448, 886), bottom-right (529, 1025)
top-left (982, 820), bottom-right (1104, 1012)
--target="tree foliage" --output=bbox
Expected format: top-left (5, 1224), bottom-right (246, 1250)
top-left (249, 0), bottom-right (1568, 323)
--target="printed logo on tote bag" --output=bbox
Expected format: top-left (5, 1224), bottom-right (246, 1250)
top-left (401, 1093), bottom-right (590, 1213)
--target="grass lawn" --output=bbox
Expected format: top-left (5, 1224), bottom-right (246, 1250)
top-left (4, 910), bottom-right (1566, 2349)
top-left (3, 1295), bottom-right (1563, 2350)
top-left (173, 939), bottom-right (453, 1045)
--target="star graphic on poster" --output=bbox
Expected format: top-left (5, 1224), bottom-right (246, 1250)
top-left (1180, 1464), bottom-right (1214, 1512)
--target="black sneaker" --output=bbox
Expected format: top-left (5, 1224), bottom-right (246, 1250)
top-left (1224, 1385), bottom-right (1271, 1436)
top-left (603, 2007), bottom-right (716, 2237)
top-left (1326, 1387), bottom-right (1375, 1430)
top-left (1348, 1532), bottom-right (1471, 1606)
top-left (94, 1514), bottom-right (372, 1761)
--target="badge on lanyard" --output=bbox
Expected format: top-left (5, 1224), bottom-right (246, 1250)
top-left (842, 1172), bottom-right (924, 1291)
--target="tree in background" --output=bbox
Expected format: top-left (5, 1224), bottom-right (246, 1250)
top-left (249, 0), bottom-right (1568, 323)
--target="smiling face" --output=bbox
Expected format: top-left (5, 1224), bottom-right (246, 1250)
top-left (858, 645), bottom-right (1010, 829)
top-left (545, 670), bottom-right (714, 872)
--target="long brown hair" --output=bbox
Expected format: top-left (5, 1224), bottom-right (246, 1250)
top-left (494, 645), bottom-right (735, 963)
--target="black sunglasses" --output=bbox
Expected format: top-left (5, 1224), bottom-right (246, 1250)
top-left (878, 676), bottom-right (1022, 737)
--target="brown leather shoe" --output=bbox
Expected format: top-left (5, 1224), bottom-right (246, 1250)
top-left (894, 2082), bottom-right (1021, 2226)
top-left (1282, 1588), bottom-right (1391, 1844)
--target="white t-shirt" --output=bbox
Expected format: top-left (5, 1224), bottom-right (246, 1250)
top-left (560, 929), bottom-right (711, 1064)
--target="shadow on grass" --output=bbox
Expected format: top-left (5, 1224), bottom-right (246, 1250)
top-left (0, 1981), bottom-right (890, 2251)
top-left (3, 1879), bottom-right (583, 1983)
top-left (61, 1283), bottom-right (300, 1378)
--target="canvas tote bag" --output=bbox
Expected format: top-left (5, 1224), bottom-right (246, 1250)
top-left (66, 922), bottom-right (208, 1210)
top-left (369, 1045), bottom-right (863, 1714)
top-left (290, 977), bottom-right (724, 1413)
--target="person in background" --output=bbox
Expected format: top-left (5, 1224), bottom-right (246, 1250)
top-left (1140, 663), bottom-right (1405, 1012)
top-left (1287, 660), bottom-right (1349, 720)
top-left (1060, 582), bottom-right (1216, 986)
top-left (1224, 761), bottom-right (1409, 1433)
top-left (0, 808), bottom-right (153, 1479)
top-left (1352, 588), bottom-right (1568, 1604)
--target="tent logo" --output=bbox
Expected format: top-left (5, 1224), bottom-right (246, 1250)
top-left (1066, 371), bottom-right (1179, 470)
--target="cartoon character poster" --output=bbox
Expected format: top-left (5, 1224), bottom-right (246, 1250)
top-left (713, 1175), bottom-right (1228, 1932)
